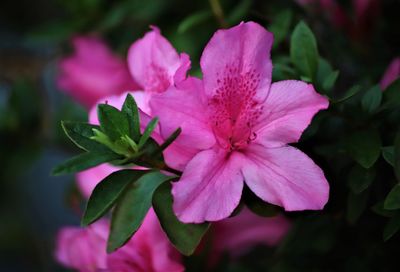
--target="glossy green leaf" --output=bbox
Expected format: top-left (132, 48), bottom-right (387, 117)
top-left (348, 165), bottom-right (376, 194)
top-left (52, 151), bottom-right (121, 176)
top-left (152, 128), bottom-right (182, 155)
top-left (384, 184), bottom-right (400, 210)
top-left (107, 171), bottom-right (173, 252)
top-left (361, 85), bottom-right (382, 113)
top-left (152, 182), bottom-right (209, 256)
top-left (269, 9), bottom-right (292, 47)
top-left (290, 21), bottom-right (319, 80)
top-left (82, 170), bottom-right (148, 226)
top-left (121, 94), bottom-right (141, 142)
top-left (97, 104), bottom-right (129, 141)
top-left (383, 212), bottom-right (400, 241)
top-left (345, 129), bottom-right (381, 168)
top-left (138, 117), bottom-right (159, 149)
top-left (61, 122), bottom-right (105, 152)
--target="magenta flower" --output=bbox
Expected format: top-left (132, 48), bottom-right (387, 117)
top-left (55, 220), bottom-right (109, 271)
top-left (58, 36), bottom-right (138, 109)
top-left (380, 57), bottom-right (400, 90)
top-left (126, 26), bottom-right (190, 114)
top-left (55, 211), bottom-right (184, 272)
top-left (150, 22), bottom-right (329, 223)
top-left (212, 208), bottom-right (290, 257)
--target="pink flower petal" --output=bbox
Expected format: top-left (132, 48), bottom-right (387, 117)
top-left (213, 208), bottom-right (291, 257)
top-left (172, 148), bottom-right (244, 223)
top-left (58, 36), bottom-right (138, 109)
top-left (254, 80), bottom-right (328, 147)
top-left (242, 144), bottom-right (329, 211)
top-left (150, 77), bottom-right (216, 169)
top-left (128, 26), bottom-right (190, 93)
top-left (200, 21), bottom-right (273, 102)
top-left (55, 220), bottom-right (109, 271)
top-left (380, 57), bottom-right (400, 90)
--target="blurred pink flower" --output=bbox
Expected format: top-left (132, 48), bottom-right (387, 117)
top-left (380, 58), bottom-right (400, 90)
top-left (58, 36), bottom-right (139, 109)
top-left (55, 210), bottom-right (184, 272)
top-left (55, 220), bottom-right (109, 271)
top-left (150, 22), bottom-right (329, 223)
top-left (212, 208), bottom-right (291, 257)
top-left (295, 0), bottom-right (380, 40)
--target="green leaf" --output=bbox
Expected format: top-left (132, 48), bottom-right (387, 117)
top-left (52, 151), bottom-right (121, 176)
top-left (383, 211), bottom-right (400, 241)
top-left (345, 129), bottom-right (381, 168)
top-left (107, 171), bottom-right (173, 252)
top-left (61, 121), bottom-right (107, 152)
top-left (334, 85), bottom-right (361, 103)
top-left (269, 9), bottom-right (293, 47)
top-left (348, 165), bottom-right (376, 194)
top-left (382, 78), bottom-right (400, 108)
top-left (97, 104), bottom-right (129, 141)
top-left (384, 184), bottom-right (400, 210)
top-left (371, 201), bottom-right (396, 217)
top-left (121, 94), bottom-right (141, 142)
top-left (152, 182), bottom-right (209, 255)
top-left (290, 21), bottom-right (319, 81)
top-left (138, 117), bottom-right (159, 149)
top-left (382, 146), bottom-right (395, 167)
top-left (153, 128), bottom-right (182, 155)
top-left (243, 186), bottom-right (279, 217)
top-left (361, 85), bottom-right (382, 113)
top-left (322, 70), bottom-right (339, 93)
top-left (82, 170), bottom-right (148, 226)
top-left (226, 0), bottom-right (253, 25)
top-left (347, 189), bottom-right (370, 224)
top-left (395, 131), bottom-right (400, 182)
top-left (177, 10), bottom-right (212, 33)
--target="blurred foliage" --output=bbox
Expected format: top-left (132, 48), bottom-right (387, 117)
top-left (0, 0), bottom-right (400, 271)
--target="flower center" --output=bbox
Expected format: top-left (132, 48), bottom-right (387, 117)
top-left (208, 64), bottom-right (262, 151)
top-left (145, 64), bottom-right (170, 93)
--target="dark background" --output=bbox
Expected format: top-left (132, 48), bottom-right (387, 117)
top-left (1, 0), bottom-right (399, 271)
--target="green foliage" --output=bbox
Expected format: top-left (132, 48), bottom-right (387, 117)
top-left (153, 182), bottom-right (210, 255)
top-left (361, 85), bottom-right (382, 113)
top-left (290, 21), bottom-right (319, 81)
top-left (82, 170), bottom-right (147, 226)
top-left (344, 129), bottom-right (381, 169)
top-left (108, 171), bottom-right (174, 252)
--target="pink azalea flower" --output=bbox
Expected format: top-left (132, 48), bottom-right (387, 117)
top-left (126, 26), bottom-right (191, 115)
top-left (55, 211), bottom-right (184, 272)
top-left (58, 36), bottom-right (139, 109)
top-left (380, 57), bottom-right (400, 90)
top-left (150, 22), bottom-right (330, 223)
top-left (295, 0), bottom-right (380, 40)
top-left (55, 220), bottom-right (109, 271)
top-left (212, 208), bottom-right (291, 257)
